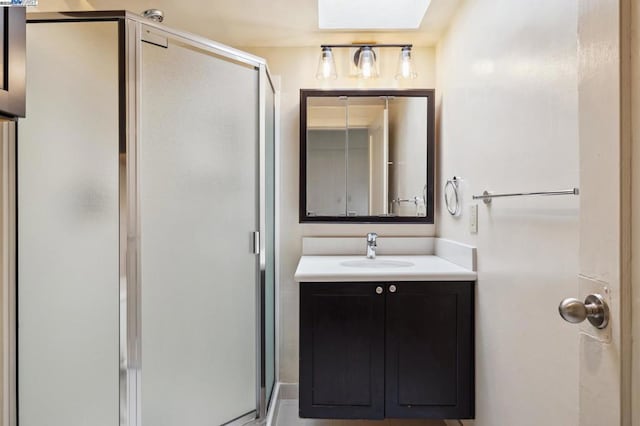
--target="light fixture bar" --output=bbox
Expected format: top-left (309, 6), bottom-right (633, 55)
top-left (321, 43), bottom-right (413, 49)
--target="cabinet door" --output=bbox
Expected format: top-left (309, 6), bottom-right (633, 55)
top-left (0, 7), bottom-right (25, 118)
top-left (300, 282), bottom-right (385, 419)
top-left (385, 281), bottom-right (474, 419)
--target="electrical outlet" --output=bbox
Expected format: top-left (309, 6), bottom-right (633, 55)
top-left (469, 204), bottom-right (478, 234)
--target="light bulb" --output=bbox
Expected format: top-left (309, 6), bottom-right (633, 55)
top-left (316, 47), bottom-right (337, 80)
top-left (362, 62), bottom-right (372, 78)
top-left (396, 46), bottom-right (417, 80)
top-left (356, 46), bottom-right (379, 79)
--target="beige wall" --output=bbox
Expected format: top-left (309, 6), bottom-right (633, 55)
top-left (245, 46), bottom-right (437, 383)
top-left (436, 1), bottom-right (579, 425)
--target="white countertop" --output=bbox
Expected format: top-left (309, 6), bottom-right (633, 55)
top-left (294, 255), bottom-right (477, 282)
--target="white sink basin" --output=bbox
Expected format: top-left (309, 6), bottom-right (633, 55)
top-left (340, 259), bottom-right (415, 269)
top-left (295, 255), bottom-right (477, 282)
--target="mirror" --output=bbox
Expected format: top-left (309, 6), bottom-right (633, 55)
top-left (300, 89), bottom-right (434, 223)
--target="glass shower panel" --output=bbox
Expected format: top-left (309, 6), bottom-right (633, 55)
top-left (18, 22), bottom-right (120, 426)
top-left (265, 81), bottom-right (276, 404)
top-left (140, 37), bottom-right (258, 425)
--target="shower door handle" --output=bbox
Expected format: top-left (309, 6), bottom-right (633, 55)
top-left (252, 231), bottom-right (260, 255)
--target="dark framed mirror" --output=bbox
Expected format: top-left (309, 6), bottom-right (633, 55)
top-left (300, 89), bottom-right (435, 223)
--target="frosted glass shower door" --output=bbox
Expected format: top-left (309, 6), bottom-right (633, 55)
top-left (18, 21), bottom-right (120, 426)
top-left (139, 36), bottom-right (259, 425)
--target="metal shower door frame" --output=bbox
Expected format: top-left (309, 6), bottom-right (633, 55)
top-left (258, 61), bottom-right (277, 419)
top-left (123, 15), bottom-right (273, 426)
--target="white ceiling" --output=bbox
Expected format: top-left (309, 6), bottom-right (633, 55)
top-left (32, 0), bottom-right (462, 47)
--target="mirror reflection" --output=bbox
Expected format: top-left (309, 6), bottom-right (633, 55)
top-left (302, 90), bottom-right (434, 222)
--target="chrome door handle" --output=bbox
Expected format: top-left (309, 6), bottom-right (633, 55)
top-left (252, 231), bottom-right (260, 255)
top-left (558, 294), bottom-right (609, 329)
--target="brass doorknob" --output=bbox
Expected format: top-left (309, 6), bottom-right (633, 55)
top-left (558, 294), bottom-right (609, 329)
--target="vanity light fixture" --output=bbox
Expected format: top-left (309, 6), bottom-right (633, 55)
top-left (355, 46), bottom-right (379, 79)
top-left (316, 44), bottom-right (416, 80)
top-left (316, 46), bottom-right (338, 80)
top-left (396, 46), bottom-right (417, 79)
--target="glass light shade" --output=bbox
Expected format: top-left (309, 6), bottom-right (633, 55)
top-left (356, 46), bottom-right (379, 79)
top-left (316, 47), bottom-right (337, 80)
top-left (395, 46), bottom-right (417, 80)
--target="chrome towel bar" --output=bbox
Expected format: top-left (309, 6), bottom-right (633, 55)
top-left (472, 188), bottom-right (579, 204)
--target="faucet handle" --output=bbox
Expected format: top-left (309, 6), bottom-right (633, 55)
top-left (367, 232), bottom-right (378, 244)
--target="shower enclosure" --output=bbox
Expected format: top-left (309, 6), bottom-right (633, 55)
top-left (9, 11), bottom-right (276, 426)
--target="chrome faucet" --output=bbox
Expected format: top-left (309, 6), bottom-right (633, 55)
top-left (366, 232), bottom-right (378, 259)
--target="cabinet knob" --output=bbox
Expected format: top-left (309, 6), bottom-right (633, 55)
top-left (375, 286), bottom-right (384, 294)
top-left (389, 284), bottom-right (397, 293)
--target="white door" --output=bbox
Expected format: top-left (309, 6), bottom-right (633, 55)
top-left (631, 0), bottom-right (640, 424)
top-left (567, 0), bottom-right (631, 424)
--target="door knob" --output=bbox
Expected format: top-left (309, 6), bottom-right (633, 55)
top-left (558, 294), bottom-right (609, 329)
top-left (375, 286), bottom-right (384, 294)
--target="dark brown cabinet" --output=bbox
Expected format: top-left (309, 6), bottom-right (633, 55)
top-left (300, 281), bottom-right (474, 420)
top-left (299, 283), bottom-right (385, 419)
top-left (0, 7), bottom-right (25, 118)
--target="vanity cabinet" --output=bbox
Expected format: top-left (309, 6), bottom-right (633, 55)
top-left (299, 281), bottom-right (474, 420)
top-left (299, 283), bottom-right (386, 419)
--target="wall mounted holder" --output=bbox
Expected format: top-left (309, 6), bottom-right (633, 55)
top-left (444, 176), bottom-right (462, 215)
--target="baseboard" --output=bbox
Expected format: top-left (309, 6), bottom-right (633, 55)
top-left (268, 383), bottom-right (470, 426)
top-left (277, 382), bottom-right (298, 400)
